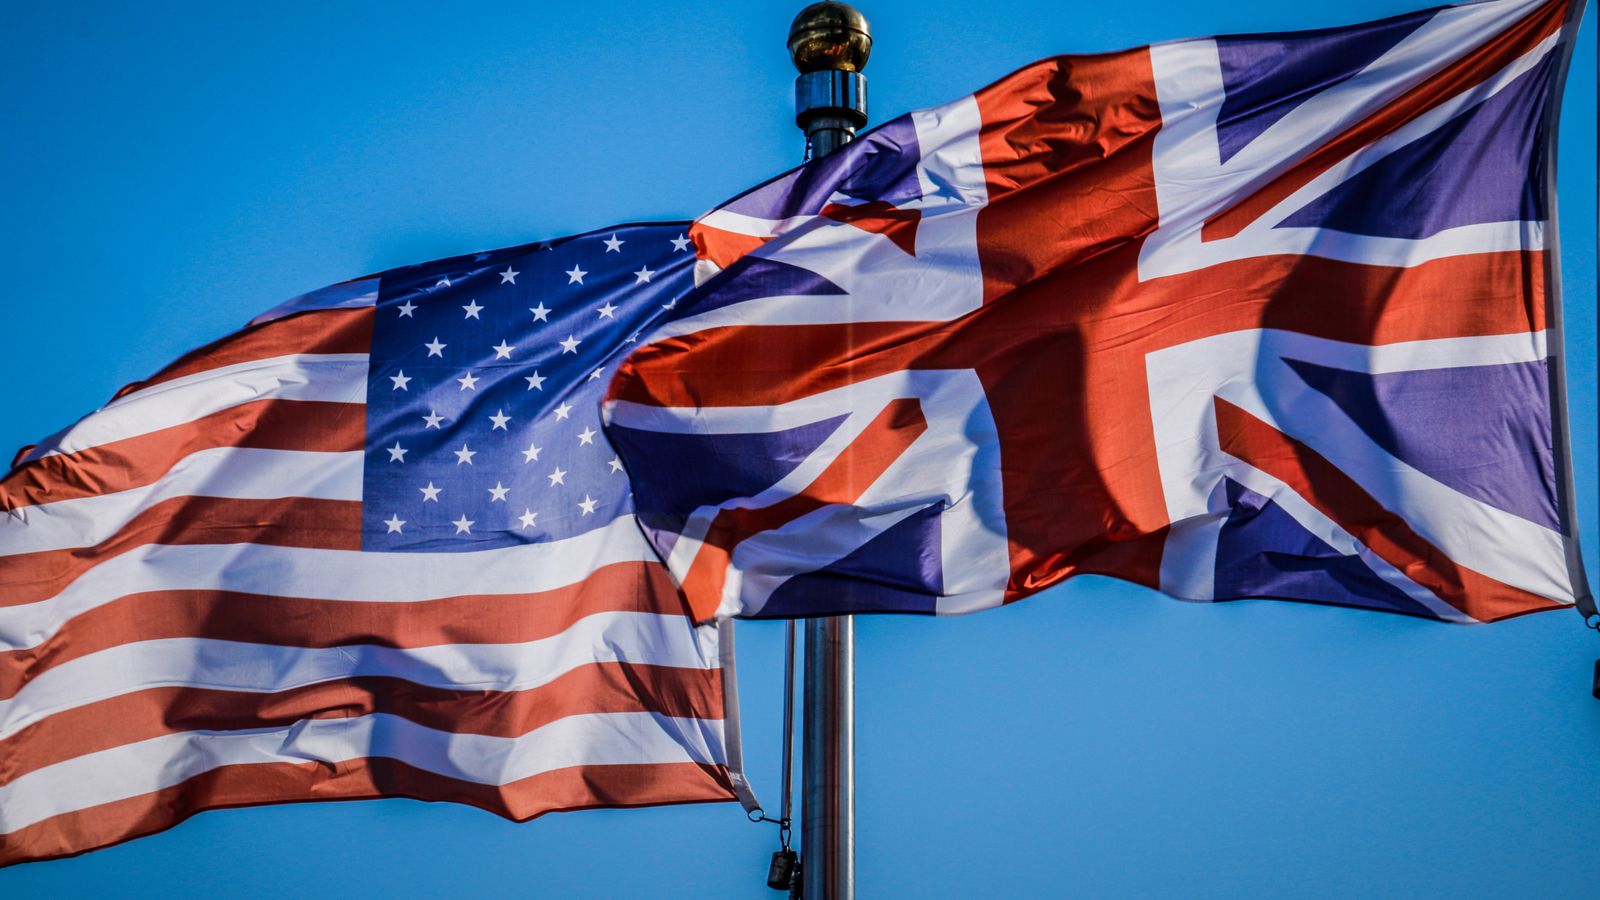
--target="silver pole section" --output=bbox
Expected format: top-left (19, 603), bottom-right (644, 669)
top-left (781, 618), bottom-right (796, 840)
top-left (801, 615), bottom-right (854, 899)
top-left (787, 5), bottom-right (870, 898)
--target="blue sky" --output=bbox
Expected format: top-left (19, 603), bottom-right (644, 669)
top-left (1, 1), bottom-right (1594, 896)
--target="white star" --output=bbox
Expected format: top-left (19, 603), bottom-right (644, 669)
top-left (389, 370), bottom-right (411, 391)
top-left (553, 401), bottom-right (573, 420)
top-left (422, 410), bottom-right (444, 429)
top-left (670, 233), bottom-right (691, 252)
top-left (596, 301), bottom-right (617, 319)
top-left (454, 443), bottom-right (476, 465)
top-left (588, 367), bottom-right (604, 381)
top-left (626, 331), bottom-right (639, 343)
top-left (487, 482), bottom-right (510, 502)
top-left (518, 508), bottom-right (538, 529)
top-left (524, 371), bottom-right (546, 391)
top-left (633, 265), bottom-right (655, 284)
top-left (424, 337), bottom-right (446, 357)
top-left (577, 495), bottom-right (598, 515)
top-left (500, 266), bottom-right (519, 284)
top-left (548, 466), bottom-right (567, 486)
top-left (577, 426), bottom-right (597, 446)
top-left (397, 300), bottom-right (417, 318)
top-left (435, 277), bottom-right (452, 288)
top-left (661, 298), bottom-right (677, 310)
top-left (489, 409), bottom-right (511, 430)
top-left (521, 442), bottom-right (542, 463)
top-left (608, 456), bottom-right (624, 474)
top-left (462, 299), bottom-right (483, 319)
top-left (558, 335), bottom-right (581, 354)
top-left (452, 515), bottom-right (475, 535)
top-left (566, 265), bottom-right (587, 284)
top-left (603, 234), bottom-right (624, 253)
top-left (492, 340), bottom-right (514, 359)
top-left (529, 302), bottom-right (551, 322)
top-left (474, 251), bottom-right (491, 261)
top-left (420, 482), bottom-right (442, 502)
top-left (384, 514), bottom-right (406, 534)
top-left (457, 371), bottom-right (479, 391)
top-left (387, 442), bottom-right (408, 462)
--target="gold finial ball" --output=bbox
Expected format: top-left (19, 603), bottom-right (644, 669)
top-left (787, 2), bottom-right (872, 73)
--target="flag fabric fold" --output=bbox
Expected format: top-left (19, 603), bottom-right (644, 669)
top-left (0, 223), bottom-right (755, 866)
top-left (604, 0), bottom-right (1592, 625)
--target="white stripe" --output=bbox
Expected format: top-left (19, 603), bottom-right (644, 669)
top-left (0, 448), bottom-right (362, 557)
top-left (0, 610), bottom-right (718, 741)
top-left (0, 515), bottom-right (659, 652)
top-left (23, 353), bottom-right (369, 461)
top-left (696, 209), bottom-right (803, 238)
top-left (0, 710), bottom-right (727, 834)
top-left (711, 617), bottom-right (759, 812)
top-left (249, 277), bottom-right (380, 326)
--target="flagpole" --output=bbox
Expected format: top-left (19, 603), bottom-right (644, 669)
top-left (787, 5), bottom-right (870, 898)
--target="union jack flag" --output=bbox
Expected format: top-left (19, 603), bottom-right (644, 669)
top-left (605, 0), bottom-right (1593, 625)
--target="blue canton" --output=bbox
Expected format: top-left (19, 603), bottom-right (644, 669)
top-left (362, 223), bottom-right (695, 551)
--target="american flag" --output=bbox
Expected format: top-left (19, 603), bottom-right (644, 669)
top-left (0, 222), bottom-right (753, 865)
top-left (604, 0), bottom-right (1592, 624)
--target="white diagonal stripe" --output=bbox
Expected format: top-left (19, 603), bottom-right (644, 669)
top-left (1141, 0), bottom-right (1553, 277)
top-left (1146, 327), bottom-right (1573, 607)
top-left (656, 96), bottom-right (988, 338)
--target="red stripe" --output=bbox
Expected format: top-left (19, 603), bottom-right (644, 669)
top-left (0, 758), bottom-right (734, 867)
top-left (110, 307), bottom-right (373, 401)
top-left (1201, 0), bottom-right (1568, 241)
top-left (0, 561), bottom-right (687, 699)
top-left (0, 398), bottom-right (364, 510)
top-left (1213, 397), bottom-right (1564, 622)
top-left (690, 223), bottom-right (773, 271)
top-left (0, 662), bottom-right (724, 784)
top-left (0, 496), bottom-right (361, 607)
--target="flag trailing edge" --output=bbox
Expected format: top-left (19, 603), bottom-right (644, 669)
top-left (603, 0), bottom-right (1594, 626)
top-left (0, 223), bottom-right (756, 866)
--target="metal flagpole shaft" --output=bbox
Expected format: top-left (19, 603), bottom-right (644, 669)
top-left (802, 615), bottom-right (854, 898)
top-left (787, 5), bottom-right (870, 898)
top-left (781, 619), bottom-right (796, 837)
